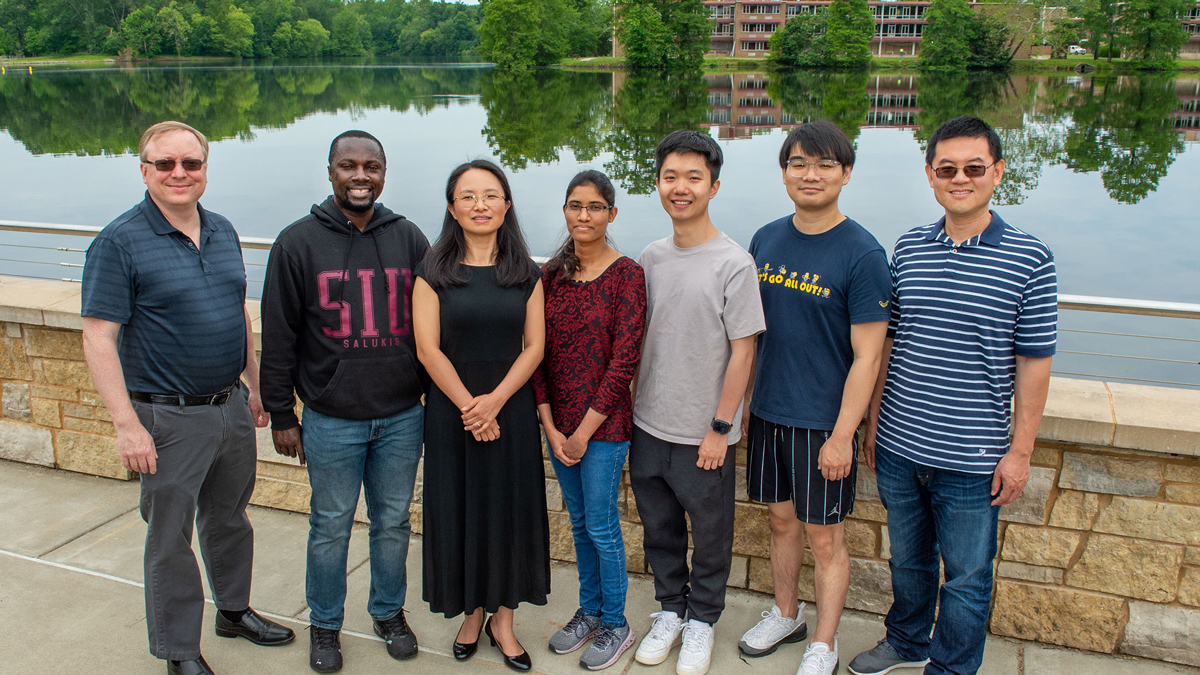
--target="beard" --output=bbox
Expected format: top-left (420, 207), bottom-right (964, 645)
top-left (336, 190), bottom-right (375, 213)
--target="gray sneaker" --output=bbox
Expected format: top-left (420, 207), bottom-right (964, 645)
top-left (579, 624), bottom-right (635, 671)
top-left (549, 608), bottom-right (601, 654)
top-left (847, 639), bottom-right (931, 675)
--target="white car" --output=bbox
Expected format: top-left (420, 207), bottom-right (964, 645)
top-left (1068, 45), bottom-right (1087, 55)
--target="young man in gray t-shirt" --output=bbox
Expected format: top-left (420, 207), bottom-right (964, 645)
top-left (631, 131), bottom-right (765, 675)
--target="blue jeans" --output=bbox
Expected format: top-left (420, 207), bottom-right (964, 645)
top-left (876, 448), bottom-right (1000, 675)
top-left (550, 439), bottom-right (630, 627)
top-left (302, 404), bottom-right (424, 630)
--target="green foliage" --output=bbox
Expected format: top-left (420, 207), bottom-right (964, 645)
top-left (769, 70), bottom-right (870, 142)
top-left (769, 13), bottom-right (824, 67)
top-left (1079, 0), bottom-right (1123, 62)
top-left (920, 0), bottom-right (1013, 69)
top-left (604, 69), bottom-right (709, 191)
top-left (478, 0), bottom-right (540, 68)
top-left (481, 69), bottom-right (611, 168)
top-left (330, 7), bottom-right (370, 56)
top-left (1119, 0), bottom-right (1190, 70)
top-left (822, 0), bottom-right (872, 67)
top-left (1046, 18), bottom-right (1079, 60)
top-left (615, 0), bottom-right (708, 69)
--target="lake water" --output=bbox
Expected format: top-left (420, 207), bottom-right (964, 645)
top-left (1, 61), bottom-right (1197, 385)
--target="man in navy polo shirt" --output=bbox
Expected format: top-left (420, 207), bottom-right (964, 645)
top-left (82, 121), bottom-right (294, 675)
top-left (849, 117), bottom-right (1057, 675)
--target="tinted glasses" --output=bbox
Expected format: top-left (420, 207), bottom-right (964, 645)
top-left (144, 158), bottom-right (205, 172)
top-left (932, 161), bottom-right (996, 180)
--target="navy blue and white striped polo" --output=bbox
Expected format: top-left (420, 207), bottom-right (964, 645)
top-left (876, 212), bottom-right (1057, 473)
top-left (82, 193), bottom-right (248, 396)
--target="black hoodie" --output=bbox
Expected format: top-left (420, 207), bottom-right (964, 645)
top-left (260, 197), bottom-right (430, 430)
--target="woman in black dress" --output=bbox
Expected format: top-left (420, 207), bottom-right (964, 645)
top-left (413, 159), bottom-right (549, 672)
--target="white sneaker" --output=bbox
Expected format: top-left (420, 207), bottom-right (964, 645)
top-left (635, 611), bottom-right (684, 665)
top-left (675, 619), bottom-right (714, 675)
top-left (738, 603), bottom-right (808, 657)
top-left (797, 638), bottom-right (839, 675)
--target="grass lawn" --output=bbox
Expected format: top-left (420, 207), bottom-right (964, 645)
top-left (562, 54), bottom-right (1200, 73)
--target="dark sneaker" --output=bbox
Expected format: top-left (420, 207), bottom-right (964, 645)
top-left (374, 609), bottom-right (418, 660)
top-left (549, 608), bottom-right (602, 654)
top-left (847, 639), bottom-right (930, 675)
top-left (309, 626), bottom-right (343, 673)
top-left (579, 624), bottom-right (635, 671)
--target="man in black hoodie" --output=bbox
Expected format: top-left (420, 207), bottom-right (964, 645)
top-left (260, 131), bottom-right (430, 673)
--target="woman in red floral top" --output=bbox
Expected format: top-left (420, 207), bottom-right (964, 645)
top-left (532, 170), bottom-right (647, 670)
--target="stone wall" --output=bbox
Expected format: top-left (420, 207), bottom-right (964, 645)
top-left (3, 277), bottom-right (1200, 667)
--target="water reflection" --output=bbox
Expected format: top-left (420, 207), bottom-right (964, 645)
top-left (0, 64), bottom-right (1195, 204)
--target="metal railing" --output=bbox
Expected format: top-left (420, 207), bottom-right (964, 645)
top-left (2, 219), bottom-right (1198, 388)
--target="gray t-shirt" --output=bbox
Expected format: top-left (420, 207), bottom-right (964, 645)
top-left (634, 232), bottom-right (766, 445)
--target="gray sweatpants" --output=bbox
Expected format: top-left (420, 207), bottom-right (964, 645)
top-left (629, 426), bottom-right (736, 625)
top-left (133, 386), bottom-right (257, 660)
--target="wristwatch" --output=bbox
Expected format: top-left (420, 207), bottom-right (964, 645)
top-left (711, 418), bottom-right (733, 435)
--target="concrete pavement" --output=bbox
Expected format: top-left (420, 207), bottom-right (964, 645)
top-left (1, 458), bottom-right (1196, 675)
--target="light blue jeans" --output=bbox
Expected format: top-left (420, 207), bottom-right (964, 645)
top-left (302, 404), bottom-right (424, 630)
top-left (550, 438), bottom-right (630, 628)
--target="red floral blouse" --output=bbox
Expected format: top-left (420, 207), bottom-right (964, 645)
top-left (532, 256), bottom-right (647, 443)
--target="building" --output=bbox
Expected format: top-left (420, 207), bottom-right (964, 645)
top-left (1184, 3), bottom-right (1200, 58)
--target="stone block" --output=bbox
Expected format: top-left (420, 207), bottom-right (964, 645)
top-left (1167, 464), bottom-right (1200, 484)
top-left (845, 519), bottom-right (877, 557)
top-left (0, 336), bottom-right (32, 380)
top-left (5, 322), bottom-right (21, 338)
top-left (0, 420), bottom-right (54, 467)
top-left (997, 561), bottom-right (1063, 584)
top-left (1187, 547), bottom-right (1200, 566)
top-left (853, 500), bottom-right (887, 523)
top-left (548, 510), bottom-right (574, 562)
top-left (24, 328), bottom-right (84, 360)
top-left (735, 465), bottom-right (747, 502)
top-left (1000, 524), bottom-right (1080, 568)
top-left (989, 580), bottom-right (1125, 653)
top-left (1167, 484), bottom-right (1200, 505)
top-left (55, 431), bottom-right (129, 479)
top-left (1000, 466), bottom-right (1056, 525)
top-left (1109, 382), bottom-right (1200, 457)
top-left (1058, 452), bottom-right (1162, 497)
top-left (626, 487), bottom-right (640, 523)
top-left (80, 391), bottom-right (103, 406)
top-left (62, 416), bottom-right (115, 436)
top-left (40, 359), bottom-right (94, 390)
top-left (1179, 567), bottom-right (1200, 607)
top-left (728, 555), bottom-right (748, 588)
top-left (31, 398), bottom-right (60, 427)
top-left (1048, 490), bottom-right (1100, 530)
top-left (1065, 533), bottom-right (1181, 602)
top-left (93, 407), bottom-right (111, 422)
top-left (732, 502), bottom-right (771, 558)
top-left (856, 467), bottom-right (878, 501)
top-left (1092, 497), bottom-right (1200, 546)
top-left (410, 503), bottom-right (422, 535)
top-left (621, 520), bottom-right (645, 573)
top-left (747, 556), bottom-right (773, 593)
top-left (1030, 445), bottom-right (1060, 467)
top-left (249, 475), bottom-right (311, 514)
top-left (545, 479), bottom-right (563, 511)
top-left (846, 558), bottom-right (893, 615)
top-left (1038, 377), bottom-right (1115, 447)
top-left (880, 525), bottom-right (890, 559)
top-left (62, 403), bottom-right (93, 419)
top-left (3, 382), bottom-right (31, 421)
top-left (1121, 601), bottom-right (1200, 667)
top-left (31, 384), bottom-right (76, 401)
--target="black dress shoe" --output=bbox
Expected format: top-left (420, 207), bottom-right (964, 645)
top-left (485, 617), bottom-right (532, 672)
top-left (167, 655), bottom-right (215, 675)
top-left (214, 608), bottom-right (296, 646)
top-left (310, 626), bottom-right (343, 673)
top-left (373, 609), bottom-right (418, 660)
top-left (452, 613), bottom-right (486, 661)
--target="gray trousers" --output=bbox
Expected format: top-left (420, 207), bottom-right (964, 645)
top-left (133, 386), bottom-right (257, 660)
top-left (629, 426), bottom-right (736, 625)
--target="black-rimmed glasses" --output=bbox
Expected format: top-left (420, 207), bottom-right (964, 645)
top-left (564, 203), bottom-right (614, 215)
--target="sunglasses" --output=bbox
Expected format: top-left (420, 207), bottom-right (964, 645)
top-left (932, 162), bottom-right (996, 180)
top-left (144, 158), bottom-right (205, 172)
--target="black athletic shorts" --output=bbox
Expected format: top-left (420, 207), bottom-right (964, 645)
top-left (746, 413), bottom-right (857, 525)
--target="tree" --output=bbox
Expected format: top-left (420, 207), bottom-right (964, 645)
top-left (822, 0), bottom-right (872, 67)
top-left (478, 0), bottom-right (539, 68)
top-left (155, 3), bottom-right (191, 57)
top-left (1080, 0), bottom-right (1123, 62)
top-left (769, 12), bottom-right (824, 66)
top-left (271, 19), bottom-right (296, 56)
top-left (121, 6), bottom-right (159, 57)
top-left (616, 2), bottom-right (669, 67)
top-left (217, 5), bottom-right (255, 57)
top-left (1046, 17), bottom-right (1079, 59)
top-left (330, 7), bottom-right (369, 55)
top-left (615, 0), bottom-right (708, 68)
top-left (1120, 0), bottom-right (1190, 70)
top-left (293, 17), bottom-right (328, 56)
top-left (920, 0), bottom-right (975, 68)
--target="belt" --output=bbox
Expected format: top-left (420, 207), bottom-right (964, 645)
top-left (129, 383), bottom-right (238, 407)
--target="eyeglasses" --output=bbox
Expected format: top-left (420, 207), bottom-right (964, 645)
top-left (143, 158), bottom-right (205, 172)
top-left (932, 162), bottom-right (997, 180)
top-left (564, 203), bottom-right (613, 215)
top-left (454, 193), bottom-right (505, 207)
top-left (786, 158), bottom-right (842, 178)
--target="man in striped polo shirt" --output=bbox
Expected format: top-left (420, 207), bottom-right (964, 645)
top-left (849, 117), bottom-right (1057, 675)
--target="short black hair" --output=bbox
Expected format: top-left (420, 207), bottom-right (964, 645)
top-left (925, 116), bottom-right (1002, 166)
top-left (329, 130), bottom-right (385, 166)
top-left (778, 121), bottom-right (856, 170)
top-left (655, 130), bottom-right (723, 182)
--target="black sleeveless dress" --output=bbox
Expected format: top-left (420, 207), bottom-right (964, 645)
top-left (420, 265), bottom-right (551, 617)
